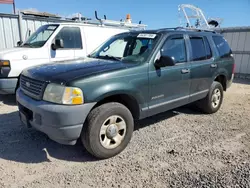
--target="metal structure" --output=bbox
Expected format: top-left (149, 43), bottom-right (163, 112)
top-left (178, 4), bottom-right (222, 29)
top-left (0, 11), bottom-right (146, 50)
top-left (0, 12), bottom-right (70, 49)
top-left (217, 27), bottom-right (250, 78)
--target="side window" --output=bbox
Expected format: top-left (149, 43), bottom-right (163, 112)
top-left (55, 27), bottom-right (82, 49)
top-left (212, 36), bottom-right (232, 58)
top-left (190, 36), bottom-right (206, 61)
top-left (161, 35), bottom-right (187, 63)
top-left (204, 37), bottom-right (213, 59)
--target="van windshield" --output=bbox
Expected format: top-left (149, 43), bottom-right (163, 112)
top-left (89, 33), bottom-right (160, 63)
top-left (21, 24), bottom-right (59, 48)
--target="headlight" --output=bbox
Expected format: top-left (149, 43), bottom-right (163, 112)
top-left (43, 84), bottom-right (84, 105)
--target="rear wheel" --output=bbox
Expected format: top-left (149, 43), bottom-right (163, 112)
top-left (81, 102), bottom-right (134, 159)
top-left (197, 81), bottom-right (224, 114)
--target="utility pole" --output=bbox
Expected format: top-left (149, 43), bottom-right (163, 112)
top-left (13, 0), bottom-right (16, 14)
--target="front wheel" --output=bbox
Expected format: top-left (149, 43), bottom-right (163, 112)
top-left (197, 81), bottom-right (224, 114)
top-left (81, 102), bottom-right (134, 159)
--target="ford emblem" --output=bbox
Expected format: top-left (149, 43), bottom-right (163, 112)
top-left (26, 82), bottom-right (31, 87)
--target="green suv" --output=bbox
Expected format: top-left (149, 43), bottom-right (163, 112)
top-left (16, 28), bottom-right (235, 159)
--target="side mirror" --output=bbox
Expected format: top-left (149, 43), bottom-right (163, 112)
top-left (155, 55), bottom-right (175, 68)
top-left (51, 39), bottom-right (64, 50)
top-left (17, 41), bottom-right (22, 46)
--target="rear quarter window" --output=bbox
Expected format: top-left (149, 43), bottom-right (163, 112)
top-left (212, 36), bottom-right (232, 58)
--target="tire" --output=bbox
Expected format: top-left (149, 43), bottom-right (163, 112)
top-left (14, 76), bottom-right (20, 94)
top-left (197, 81), bottom-right (224, 114)
top-left (81, 102), bottom-right (134, 159)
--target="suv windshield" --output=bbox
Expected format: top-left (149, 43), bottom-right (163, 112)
top-left (21, 24), bottom-right (59, 48)
top-left (89, 33), bottom-right (160, 62)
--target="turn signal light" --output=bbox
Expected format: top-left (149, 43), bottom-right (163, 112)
top-left (0, 60), bottom-right (10, 67)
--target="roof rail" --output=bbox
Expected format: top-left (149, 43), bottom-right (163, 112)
top-left (159, 27), bottom-right (217, 33)
top-left (71, 11), bottom-right (147, 30)
top-left (179, 27), bottom-right (216, 33)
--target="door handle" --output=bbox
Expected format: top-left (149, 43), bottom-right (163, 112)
top-left (181, 69), bottom-right (190, 74)
top-left (210, 64), bottom-right (217, 68)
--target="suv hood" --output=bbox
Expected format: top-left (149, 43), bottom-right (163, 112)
top-left (0, 47), bottom-right (41, 61)
top-left (22, 58), bottom-right (138, 84)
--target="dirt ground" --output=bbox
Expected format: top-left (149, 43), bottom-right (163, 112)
top-left (0, 79), bottom-right (250, 188)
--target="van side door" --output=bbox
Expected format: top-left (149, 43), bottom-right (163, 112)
top-left (50, 27), bottom-right (81, 62)
top-left (187, 35), bottom-right (216, 103)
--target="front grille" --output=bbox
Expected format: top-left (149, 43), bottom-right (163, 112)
top-left (20, 75), bottom-right (46, 100)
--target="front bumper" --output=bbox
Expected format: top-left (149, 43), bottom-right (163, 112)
top-left (0, 78), bottom-right (18, 94)
top-left (16, 88), bottom-right (96, 145)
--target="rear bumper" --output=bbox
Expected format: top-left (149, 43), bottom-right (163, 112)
top-left (16, 88), bottom-right (96, 145)
top-left (0, 78), bottom-right (18, 94)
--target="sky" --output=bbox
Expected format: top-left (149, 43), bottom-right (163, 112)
top-left (0, 0), bottom-right (249, 29)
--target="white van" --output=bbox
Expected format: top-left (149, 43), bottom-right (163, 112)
top-left (0, 20), bottom-right (146, 94)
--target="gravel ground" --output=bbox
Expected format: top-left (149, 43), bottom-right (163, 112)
top-left (0, 79), bottom-right (250, 188)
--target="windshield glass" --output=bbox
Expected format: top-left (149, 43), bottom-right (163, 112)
top-left (21, 24), bottom-right (59, 48)
top-left (89, 33), bottom-right (160, 62)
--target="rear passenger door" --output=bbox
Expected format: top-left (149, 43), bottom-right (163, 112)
top-left (188, 35), bottom-right (217, 102)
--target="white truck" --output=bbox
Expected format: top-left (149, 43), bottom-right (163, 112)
top-left (0, 15), bottom-right (146, 94)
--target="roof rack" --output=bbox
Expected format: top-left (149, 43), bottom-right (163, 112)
top-left (70, 11), bottom-right (147, 30)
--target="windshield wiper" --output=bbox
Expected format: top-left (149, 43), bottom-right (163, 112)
top-left (97, 55), bottom-right (122, 61)
top-left (21, 43), bottom-right (36, 48)
top-left (90, 55), bottom-right (122, 61)
top-left (105, 55), bottom-right (122, 61)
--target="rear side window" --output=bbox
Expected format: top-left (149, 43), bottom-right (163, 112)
top-left (162, 35), bottom-right (187, 63)
top-left (212, 36), bottom-right (232, 58)
top-left (190, 36), bottom-right (207, 61)
top-left (55, 27), bottom-right (82, 49)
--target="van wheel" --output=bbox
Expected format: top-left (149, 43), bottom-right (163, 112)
top-left (81, 102), bottom-right (134, 159)
top-left (197, 81), bottom-right (224, 114)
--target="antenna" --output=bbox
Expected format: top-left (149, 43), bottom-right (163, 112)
top-left (178, 4), bottom-right (223, 29)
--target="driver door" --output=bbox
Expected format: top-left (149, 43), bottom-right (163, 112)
top-left (148, 34), bottom-right (191, 116)
top-left (50, 27), bottom-right (79, 62)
